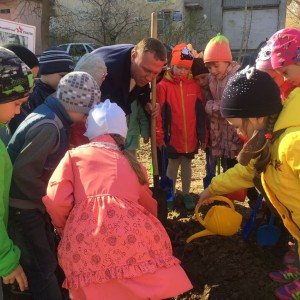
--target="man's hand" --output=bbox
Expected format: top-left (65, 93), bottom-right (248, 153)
top-left (2, 265), bottom-right (28, 292)
top-left (145, 102), bottom-right (160, 118)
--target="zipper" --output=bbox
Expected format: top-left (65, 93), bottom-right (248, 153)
top-left (180, 81), bottom-right (188, 153)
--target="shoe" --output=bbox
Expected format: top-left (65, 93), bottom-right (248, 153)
top-left (182, 194), bottom-right (195, 210)
top-left (284, 247), bottom-right (298, 265)
top-left (269, 265), bottom-right (300, 283)
top-left (275, 280), bottom-right (300, 300)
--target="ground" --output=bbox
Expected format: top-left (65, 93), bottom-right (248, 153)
top-left (137, 142), bottom-right (288, 300)
top-left (3, 142), bottom-right (289, 300)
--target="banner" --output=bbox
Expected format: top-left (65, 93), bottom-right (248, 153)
top-left (0, 18), bottom-right (36, 53)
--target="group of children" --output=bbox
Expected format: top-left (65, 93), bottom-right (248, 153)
top-left (1, 26), bottom-right (300, 300)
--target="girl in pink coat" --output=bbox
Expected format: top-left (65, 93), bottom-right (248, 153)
top-left (43, 99), bottom-right (192, 300)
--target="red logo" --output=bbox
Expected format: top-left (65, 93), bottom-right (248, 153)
top-left (16, 26), bottom-right (23, 33)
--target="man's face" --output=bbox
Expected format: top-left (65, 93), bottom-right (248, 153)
top-left (131, 49), bottom-right (165, 87)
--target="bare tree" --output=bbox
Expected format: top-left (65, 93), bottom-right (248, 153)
top-left (50, 0), bottom-right (148, 46)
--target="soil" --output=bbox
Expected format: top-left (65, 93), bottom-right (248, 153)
top-left (3, 142), bottom-right (289, 300)
top-left (137, 142), bottom-right (288, 300)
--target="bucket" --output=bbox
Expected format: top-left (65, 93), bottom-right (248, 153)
top-left (256, 214), bottom-right (281, 246)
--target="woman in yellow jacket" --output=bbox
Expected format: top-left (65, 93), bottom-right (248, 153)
top-left (198, 66), bottom-right (300, 300)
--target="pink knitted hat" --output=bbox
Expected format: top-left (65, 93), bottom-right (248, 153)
top-left (203, 33), bottom-right (232, 63)
top-left (269, 27), bottom-right (300, 69)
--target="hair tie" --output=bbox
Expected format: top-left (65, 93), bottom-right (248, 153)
top-left (265, 133), bottom-right (273, 139)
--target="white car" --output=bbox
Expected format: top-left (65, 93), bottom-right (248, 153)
top-left (59, 43), bottom-right (98, 63)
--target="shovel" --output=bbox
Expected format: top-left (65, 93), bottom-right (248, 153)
top-left (256, 214), bottom-right (281, 246)
top-left (242, 194), bottom-right (264, 240)
top-left (159, 146), bottom-right (174, 208)
top-left (203, 148), bottom-right (215, 189)
top-left (149, 12), bottom-right (167, 225)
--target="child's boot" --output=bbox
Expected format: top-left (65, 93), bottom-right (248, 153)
top-left (275, 279), bottom-right (300, 300)
top-left (269, 265), bottom-right (300, 283)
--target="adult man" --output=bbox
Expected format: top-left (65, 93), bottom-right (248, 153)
top-left (92, 37), bottom-right (167, 116)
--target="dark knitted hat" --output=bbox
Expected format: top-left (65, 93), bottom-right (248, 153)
top-left (39, 46), bottom-right (74, 75)
top-left (221, 66), bottom-right (282, 118)
top-left (191, 58), bottom-right (209, 77)
top-left (0, 47), bottom-right (33, 104)
top-left (57, 71), bottom-right (101, 114)
top-left (2, 43), bottom-right (39, 69)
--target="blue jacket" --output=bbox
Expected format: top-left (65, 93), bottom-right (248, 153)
top-left (92, 44), bottom-right (150, 115)
top-left (7, 96), bottom-right (72, 212)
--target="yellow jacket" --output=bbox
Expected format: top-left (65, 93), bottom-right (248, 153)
top-left (208, 87), bottom-right (300, 254)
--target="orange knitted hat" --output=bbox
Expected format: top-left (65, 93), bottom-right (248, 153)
top-left (171, 43), bottom-right (194, 68)
top-left (203, 33), bottom-right (232, 63)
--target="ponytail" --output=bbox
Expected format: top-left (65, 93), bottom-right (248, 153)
top-left (110, 134), bottom-right (147, 185)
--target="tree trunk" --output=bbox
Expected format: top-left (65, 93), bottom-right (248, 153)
top-left (41, 0), bottom-right (50, 50)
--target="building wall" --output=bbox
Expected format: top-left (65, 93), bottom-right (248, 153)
top-left (0, 0), bottom-right (42, 54)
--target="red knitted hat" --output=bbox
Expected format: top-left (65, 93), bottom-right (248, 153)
top-left (171, 43), bottom-right (194, 68)
top-left (203, 33), bottom-right (232, 63)
top-left (269, 27), bottom-right (300, 69)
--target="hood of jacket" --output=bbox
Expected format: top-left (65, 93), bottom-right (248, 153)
top-left (274, 87), bottom-right (300, 132)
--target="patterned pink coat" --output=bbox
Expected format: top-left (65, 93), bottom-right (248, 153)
top-left (42, 135), bottom-right (186, 293)
top-left (206, 62), bottom-right (243, 158)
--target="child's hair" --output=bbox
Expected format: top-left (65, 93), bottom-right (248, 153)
top-left (254, 114), bottom-right (280, 174)
top-left (110, 133), bottom-right (147, 185)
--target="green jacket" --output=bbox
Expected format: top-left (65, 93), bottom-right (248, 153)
top-left (0, 124), bottom-right (20, 277)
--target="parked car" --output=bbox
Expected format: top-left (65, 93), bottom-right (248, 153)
top-left (59, 42), bottom-right (98, 63)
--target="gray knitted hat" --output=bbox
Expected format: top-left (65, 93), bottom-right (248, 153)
top-left (57, 71), bottom-right (101, 114)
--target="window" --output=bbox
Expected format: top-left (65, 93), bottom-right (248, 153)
top-left (0, 9), bottom-right (10, 14)
top-left (70, 44), bottom-right (86, 57)
top-left (158, 11), bottom-right (172, 35)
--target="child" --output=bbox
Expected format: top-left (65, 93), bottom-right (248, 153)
top-left (203, 33), bottom-right (243, 173)
top-left (8, 46), bottom-right (74, 134)
top-left (198, 65), bottom-right (300, 300)
top-left (191, 57), bottom-right (212, 104)
top-left (256, 44), bottom-right (295, 102)
top-left (70, 52), bottom-right (108, 148)
top-left (42, 99), bottom-right (192, 300)
top-left (266, 27), bottom-right (300, 300)
top-left (156, 43), bottom-right (207, 210)
top-left (125, 98), bottom-right (150, 158)
top-left (0, 47), bottom-right (33, 297)
top-left (7, 71), bottom-right (100, 300)
top-left (0, 44), bottom-right (40, 146)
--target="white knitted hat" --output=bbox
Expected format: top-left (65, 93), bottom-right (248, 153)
top-left (84, 99), bottom-right (128, 140)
